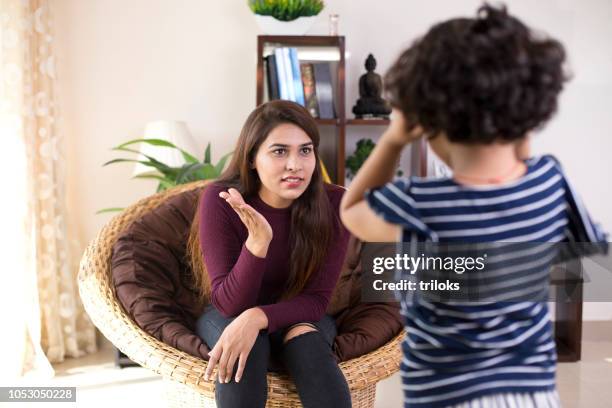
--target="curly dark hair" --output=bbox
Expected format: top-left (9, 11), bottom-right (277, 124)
top-left (385, 3), bottom-right (568, 144)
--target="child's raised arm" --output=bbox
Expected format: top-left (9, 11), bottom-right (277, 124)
top-left (339, 110), bottom-right (423, 242)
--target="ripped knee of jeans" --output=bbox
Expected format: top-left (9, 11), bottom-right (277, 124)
top-left (282, 323), bottom-right (318, 344)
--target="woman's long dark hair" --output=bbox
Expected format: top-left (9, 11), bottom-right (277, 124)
top-left (186, 100), bottom-right (333, 304)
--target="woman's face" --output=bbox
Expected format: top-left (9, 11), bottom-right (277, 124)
top-left (253, 123), bottom-right (316, 208)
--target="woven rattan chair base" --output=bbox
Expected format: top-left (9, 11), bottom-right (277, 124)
top-left (162, 377), bottom-right (378, 408)
top-left (78, 180), bottom-right (403, 408)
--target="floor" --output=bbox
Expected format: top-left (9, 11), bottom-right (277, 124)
top-left (19, 322), bottom-right (612, 408)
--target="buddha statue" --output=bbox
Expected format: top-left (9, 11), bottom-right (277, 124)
top-left (352, 54), bottom-right (391, 119)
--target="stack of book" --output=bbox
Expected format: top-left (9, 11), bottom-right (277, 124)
top-left (264, 47), bottom-right (336, 119)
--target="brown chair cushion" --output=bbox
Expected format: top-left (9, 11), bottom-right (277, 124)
top-left (111, 185), bottom-right (402, 362)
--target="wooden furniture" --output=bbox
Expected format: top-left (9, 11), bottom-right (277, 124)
top-left (79, 180), bottom-right (403, 408)
top-left (256, 35), bottom-right (397, 186)
top-left (551, 263), bottom-right (584, 362)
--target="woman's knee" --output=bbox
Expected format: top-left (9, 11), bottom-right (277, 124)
top-left (196, 307), bottom-right (233, 347)
top-left (283, 323), bottom-right (318, 344)
top-left (250, 331), bottom-right (271, 360)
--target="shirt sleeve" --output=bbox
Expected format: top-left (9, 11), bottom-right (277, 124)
top-left (543, 155), bottom-right (609, 259)
top-left (198, 185), bottom-right (268, 317)
top-left (258, 189), bottom-right (351, 333)
top-left (365, 178), bottom-right (434, 242)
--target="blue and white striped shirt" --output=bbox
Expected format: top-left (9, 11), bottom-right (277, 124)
top-left (366, 155), bottom-right (607, 407)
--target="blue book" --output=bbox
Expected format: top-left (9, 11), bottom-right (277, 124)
top-left (282, 47), bottom-right (296, 102)
top-left (274, 48), bottom-right (289, 100)
top-left (289, 48), bottom-right (305, 106)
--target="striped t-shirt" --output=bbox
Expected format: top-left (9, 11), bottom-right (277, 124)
top-left (366, 155), bottom-right (608, 407)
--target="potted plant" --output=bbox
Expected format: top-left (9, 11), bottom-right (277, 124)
top-left (248, 0), bottom-right (325, 35)
top-left (346, 138), bottom-right (403, 180)
top-left (97, 138), bottom-right (232, 214)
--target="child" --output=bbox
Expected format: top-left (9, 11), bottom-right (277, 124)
top-left (340, 3), bottom-right (607, 408)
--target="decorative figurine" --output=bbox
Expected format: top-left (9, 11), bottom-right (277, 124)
top-left (352, 54), bottom-right (391, 119)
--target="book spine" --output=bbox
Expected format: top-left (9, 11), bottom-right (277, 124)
top-left (301, 63), bottom-right (319, 118)
top-left (289, 48), bottom-right (305, 106)
top-left (265, 55), bottom-right (280, 100)
top-left (282, 47), bottom-right (296, 102)
top-left (313, 63), bottom-right (335, 119)
top-left (274, 48), bottom-right (289, 100)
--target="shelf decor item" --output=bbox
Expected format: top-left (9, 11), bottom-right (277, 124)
top-left (346, 138), bottom-right (376, 180)
top-left (352, 54), bottom-right (391, 119)
top-left (249, 0), bottom-right (325, 35)
top-left (346, 138), bottom-right (403, 180)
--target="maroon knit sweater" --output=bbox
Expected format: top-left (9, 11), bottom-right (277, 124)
top-left (198, 182), bottom-right (349, 333)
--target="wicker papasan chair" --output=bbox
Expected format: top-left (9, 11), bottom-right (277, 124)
top-left (78, 179), bottom-right (403, 408)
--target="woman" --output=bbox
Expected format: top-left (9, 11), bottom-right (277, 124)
top-left (186, 100), bottom-right (351, 408)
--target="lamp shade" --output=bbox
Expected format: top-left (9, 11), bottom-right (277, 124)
top-left (132, 120), bottom-right (199, 176)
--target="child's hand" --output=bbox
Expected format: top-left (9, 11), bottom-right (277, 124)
top-left (384, 109), bottom-right (424, 146)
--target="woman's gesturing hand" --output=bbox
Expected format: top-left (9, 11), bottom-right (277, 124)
top-left (204, 308), bottom-right (268, 384)
top-left (219, 188), bottom-right (273, 258)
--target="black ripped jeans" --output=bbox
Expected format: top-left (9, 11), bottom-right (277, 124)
top-left (196, 305), bottom-right (352, 408)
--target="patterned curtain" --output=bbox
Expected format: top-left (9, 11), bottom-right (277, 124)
top-left (0, 0), bottom-right (96, 379)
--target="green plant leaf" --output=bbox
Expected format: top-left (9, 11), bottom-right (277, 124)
top-left (103, 156), bottom-right (180, 180)
top-left (132, 173), bottom-right (167, 182)
top-left (111, 146), bottom-right (142, 155)
top-left (203, 143), bottom-right (211, 164)
top-left (176, 162), bottom-right (205, 184)
top-left (116, 138), bottom-right (199, 164)
top-left (96, 207), bottom-right (124, 214)
top-left (249, 0), bottom-right (324, 20)
top-left (111, 147), bottom-right (183, 169)
top-left (102, 158), bottom-right (151, 166)
top-left (195, 163), bottom-right (219, 180)
top-left (214, 151), bottom-right (232, 175)
top-left (117, 138), bottom-right (178, 149)
top-left (158, 178), bottom-right (176, 190)
top-left (346, 138), bottom-right (376, 178)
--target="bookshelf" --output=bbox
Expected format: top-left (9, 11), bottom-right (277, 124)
top-left (256, 35), bottom-right (428, 185)
top-left (256, 35), bottom-right (346, 184)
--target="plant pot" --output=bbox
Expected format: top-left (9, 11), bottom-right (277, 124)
top-left (254, 15), bottom-right (317, 35)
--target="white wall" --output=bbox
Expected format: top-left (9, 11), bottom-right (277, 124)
top-left (52, 0), bottom-right (612, 319)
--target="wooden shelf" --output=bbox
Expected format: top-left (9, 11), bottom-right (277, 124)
top-left (551, 265), bottom-right (584, 362)
top-left (258, 35), bottom-right (343, 47)
top-left (346, 118), bottom-right (390, 126)
top-left (315, 118), bottom-right (341, 126)
top-left (256, 35), bottom-right (346, 184)
top-left (256, 35), bottom-right (426, 184)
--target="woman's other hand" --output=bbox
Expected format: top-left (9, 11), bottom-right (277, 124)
top-left (219, 188), bottom-right (273, 258)
top-left (204, 307), bottom-right (268, 384)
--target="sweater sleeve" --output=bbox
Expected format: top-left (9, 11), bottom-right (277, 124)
top-left (258, 188), bottom-right (350, 333)
top-left (199, 185), bottom-right (268, 317)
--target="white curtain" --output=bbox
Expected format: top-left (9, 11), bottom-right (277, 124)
top-left (0, 0), bottom-right (97, 382)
